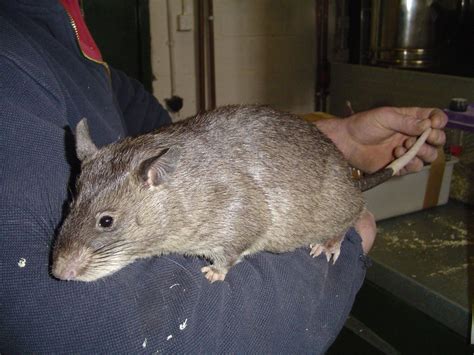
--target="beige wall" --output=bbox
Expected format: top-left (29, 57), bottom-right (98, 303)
top-left (149, 0), bottom-right (316, 120)
top-left (213, 0), bottom-right (315, 113)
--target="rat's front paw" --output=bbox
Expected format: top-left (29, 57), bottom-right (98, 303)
top-left (201, 265), bottom-right (228, 283)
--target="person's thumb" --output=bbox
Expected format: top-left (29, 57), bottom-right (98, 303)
top-left (384, 113), bottom-right (431, 136)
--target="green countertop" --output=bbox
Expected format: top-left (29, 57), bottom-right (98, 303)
top-left (367, 199), bottom-right (473, 337)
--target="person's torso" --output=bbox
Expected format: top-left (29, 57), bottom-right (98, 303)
top-left (0, 0), bottom-right (127, 147)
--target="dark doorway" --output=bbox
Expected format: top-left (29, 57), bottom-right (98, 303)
top-left (82, 0), bottom-right (152, 92)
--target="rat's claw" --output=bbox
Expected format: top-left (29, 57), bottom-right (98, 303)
top-left (323, 249), bottom-right (340, 264)
top-left (309, 244), bottom-right (324, 258)
top-left (309, 237), bottom-right (343, 264)
top-left (325, 251), bottom-right (331, 263)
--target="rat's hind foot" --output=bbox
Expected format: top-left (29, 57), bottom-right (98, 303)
top-left (201, 265), bottom-right (228, 283)
top-left (310, 237), bottom-right (343, 264)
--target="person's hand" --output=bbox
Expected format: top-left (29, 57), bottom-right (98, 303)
top-left (354, 209), bottom-right (376, 255)
top-left (316, 107), bottom-right (447, 174)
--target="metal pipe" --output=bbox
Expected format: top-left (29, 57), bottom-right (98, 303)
top-left (196, 0), bottom-right (206, 112)
top-left (208, 0), bottom-right (216, 109)
top-left (166, 0), bottom-right (177, 95)
top-left (315, 0), bottom-right (329, 112)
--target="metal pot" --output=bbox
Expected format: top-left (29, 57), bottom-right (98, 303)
top-left (370, 0), bottom-right (438, 68)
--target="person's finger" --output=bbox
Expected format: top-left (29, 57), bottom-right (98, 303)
top-left (404, 127), bottom-right (446, 147)
top-left (394, 147), bottom-right (424, 174)
top-left (394, 146), bottom-right (407, 158)
top-left (403, 157), bottom-right (424, 173)
top-left (397, 107), bottom-right (448, 129)
top-left (416, 144), bottom-right (438, 163)
top-left (403, 129), bottom-right (446, 155)
top-left (382, 112), bottom-right (431, 137)
top-left (404, 136), bottom-right (417, 149)
top-left (426, 129), bottom-right (446, 147)
top-left (394, 139), bottom-right (436, 163)
top-left (398, 167), bottom-right (407, 176)
top-left (355, 209), bottom-right (377, 255)
top-left (428, 108), bottom-right (448, 129)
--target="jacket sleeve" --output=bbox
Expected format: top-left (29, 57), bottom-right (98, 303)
top-left (0, 58), bottom-right (367, 354)
top-left (109, 67), bottom-right (172, 136)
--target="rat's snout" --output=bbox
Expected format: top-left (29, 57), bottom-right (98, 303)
top-left (51, 250), bottom-right (90, 281)
top-left (52, 261), bottom-right (77, 281)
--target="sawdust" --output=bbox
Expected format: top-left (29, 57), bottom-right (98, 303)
top-left (431, 216), bottom-right (468, 236)
top-left (377, 212), bottom-right (474, 277)
top-left (380, 234), bottom-right (472, 250)
top-left (377, 214), bottom-right (471, 251)
top-left (428, 264), bottom-right (470, 277)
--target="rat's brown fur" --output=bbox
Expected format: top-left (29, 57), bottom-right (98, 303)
top-left (52, 105), bottom-right (365, 282)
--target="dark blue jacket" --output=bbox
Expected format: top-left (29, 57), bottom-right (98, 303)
top-left (0, 0), bottom-right (367, 353)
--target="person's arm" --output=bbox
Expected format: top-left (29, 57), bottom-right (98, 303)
top-left (109, 68), bottom-right (172, 136)
top-left (0, 57), bottom-right (368, 353)
top-left (2, 216), bottom-right (366, 354)
top-left (315, 107), bottom-right (447, 174)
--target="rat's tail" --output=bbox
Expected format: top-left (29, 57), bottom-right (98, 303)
top-left (355, 128), bottom-right (432, 192)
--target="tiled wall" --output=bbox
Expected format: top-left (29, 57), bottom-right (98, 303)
top-left (149, 0), bottom-right (316, 120)
top-left (213, 0), bottom-right (315, 113)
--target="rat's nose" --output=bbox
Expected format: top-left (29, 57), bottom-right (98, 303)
top-left (51, 255), bottom-right (80, 281)
top-left (52, 263), bottom-right (78, 281)
top-left (61, 268), bottom-right (77, 281)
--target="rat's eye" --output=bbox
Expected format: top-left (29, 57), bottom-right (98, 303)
top-left (98, 215), bottom-right (114, 228)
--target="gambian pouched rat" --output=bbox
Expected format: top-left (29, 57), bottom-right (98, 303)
top-left (51, 105), bottom-right (431, 282)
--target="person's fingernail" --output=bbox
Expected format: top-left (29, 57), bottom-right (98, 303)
top-left (405, 137), bottom-right (416, 148)
top-left (417, 118), bottom-right (430, 131)
top-left (432, 115), bottom-right (441, 128)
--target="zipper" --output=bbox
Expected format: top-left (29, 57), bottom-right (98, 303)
top-left (64, 8), bottom-right (110, 76)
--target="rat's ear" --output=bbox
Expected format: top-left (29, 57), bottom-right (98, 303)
top-left (75, 118), bottom-right (98, 161)
top-left (137, 146), bottom-right (181, 187)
